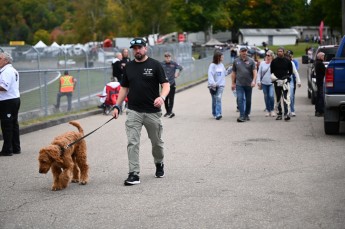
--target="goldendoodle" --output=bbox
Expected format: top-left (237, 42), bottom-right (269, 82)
top-left (38, 121), bottom-right (89, 191)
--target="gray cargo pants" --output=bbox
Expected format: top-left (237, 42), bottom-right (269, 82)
top-left (125, 109), bottom-right (164, 175)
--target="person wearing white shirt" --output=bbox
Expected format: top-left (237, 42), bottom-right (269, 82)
top-left (286, 50), bottom-right (301, 117)
top-left (0, 52), bottom-right (21, 156)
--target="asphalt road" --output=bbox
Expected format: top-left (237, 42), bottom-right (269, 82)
top-left (1, 60), bottom-right (345, 228)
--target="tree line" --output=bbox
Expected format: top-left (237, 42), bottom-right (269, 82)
top-left (0, 0), bottom-right (342, 45)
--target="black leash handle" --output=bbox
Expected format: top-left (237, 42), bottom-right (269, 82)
top-left (65, 116), bottom-right (115, 149)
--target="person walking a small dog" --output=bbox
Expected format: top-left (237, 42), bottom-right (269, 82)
top-left (112, 38), bottom-right (170, 186)
top-left (0, 52), bottom-right (21, 156)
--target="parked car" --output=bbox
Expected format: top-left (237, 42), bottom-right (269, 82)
top-left (302, 45), bottom-right (338, 104)
top-left (236, 45), bottom-right (265, 58)
top-left (58, 59), bottom-right (76, 66)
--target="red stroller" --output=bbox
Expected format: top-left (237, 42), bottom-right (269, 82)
top-left (97, 82), bottom-right (127, 115)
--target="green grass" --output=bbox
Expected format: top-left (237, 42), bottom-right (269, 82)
top-left (20, 69), bottom-right (109, 113)
top-left (258, 42), bottom-right (320, 58)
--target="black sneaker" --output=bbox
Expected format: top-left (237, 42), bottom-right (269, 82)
top-left (155, 163), bottom-right (165, 178)
top-left (237, 117), bottom-right (245, 122)
top-left (169, 113), bottom-right (175, 118)
top-left (0, 151), bottom-right (13, 156)
top-left (245, 116), bottom-right (250, 121)
top-left (284, 115), bottom-right (291, 121)
top-left (216, 115), bottom-right (222, 120)
top-left (315, 112), bottom-right (324, 117)
top-left (164, 113), bottom-right (170, 117)
top-left (124, 172), bottom-right (140, 186)
top-left (276, 115), bottom-right (282, 120)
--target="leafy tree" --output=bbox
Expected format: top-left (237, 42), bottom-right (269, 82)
top-left (0, 0), bottom-right (30, 44)
top-left (33, 29), bottom-right (51, 45)
top-left (308, 0), bottom-right (342, 33)
top-left (229, 0), bottom-right (304, 29)
top-left (171, 0), bottom-right (232, 38)
top-left (114, 0), bottom-right (177, 37)
top-left (0, 0), bottom-right (342, 45)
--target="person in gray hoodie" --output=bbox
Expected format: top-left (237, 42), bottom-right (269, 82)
top-left (208, 51), bottom-right (228, 120)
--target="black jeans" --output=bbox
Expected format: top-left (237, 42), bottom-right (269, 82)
top-left (0, 98), bottom-right (21, 154)
top-left (315, 83), bottom-right (324, 113)
top-left (164, 85), bottom-right (176, 114)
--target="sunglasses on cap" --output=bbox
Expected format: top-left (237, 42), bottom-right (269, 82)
top-left (130, 39), bottom-right (144, 45)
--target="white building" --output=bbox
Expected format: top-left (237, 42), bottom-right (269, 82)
top-left (238, 28), bottom-right (299, 46)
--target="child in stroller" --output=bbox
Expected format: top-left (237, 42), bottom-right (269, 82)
top-left (98, 80), bottom-right (127, 115)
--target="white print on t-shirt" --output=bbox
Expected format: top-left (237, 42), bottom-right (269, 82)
top-left (143, 68), bottom-right (153, 77)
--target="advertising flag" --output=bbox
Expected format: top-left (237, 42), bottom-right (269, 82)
top-left (319, 20), bottom-right (324, 43)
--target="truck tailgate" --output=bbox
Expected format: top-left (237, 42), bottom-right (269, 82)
top-left (327, 59), bottom-right (345, 93)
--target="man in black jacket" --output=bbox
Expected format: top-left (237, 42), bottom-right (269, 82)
top-left (314, 52), bottom-right (326, 117)
top-left (270, 47), bottom-right (293, 121)
top-left (111, 52), bottom-right (123, 82)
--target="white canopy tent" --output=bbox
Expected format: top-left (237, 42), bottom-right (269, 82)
top-left (203, 38), bottom-right (225, 47)
top-left (34, 40), bottom-right (47, 48)
top-left (50, 42), bottom-right (60, 48)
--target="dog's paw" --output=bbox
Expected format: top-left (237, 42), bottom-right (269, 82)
top-left (51, 185), bottom-right (63, 191)
top-left (71, 179), bottom-right (79, 183)
top-left (79, 180), bottom-right (88, 185)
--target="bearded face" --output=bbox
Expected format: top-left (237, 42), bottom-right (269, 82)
top-left (132, 46), bottom-right (147, 61)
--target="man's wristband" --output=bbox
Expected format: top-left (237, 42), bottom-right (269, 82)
top-left (113, 104), bottom-right (122, 113)
top-left (160, 96), bottom-right (166, 101)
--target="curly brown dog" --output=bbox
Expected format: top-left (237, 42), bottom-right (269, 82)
top-left (38, 121), bottom-right (89, 191)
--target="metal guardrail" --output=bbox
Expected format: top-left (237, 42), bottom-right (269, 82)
top-left (1, 43), bottom-right (230, 122)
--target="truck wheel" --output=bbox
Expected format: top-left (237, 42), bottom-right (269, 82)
top-left (324, 121), bottom-right (339, 135)
top-left (311, 91), bottom-right (316, 105)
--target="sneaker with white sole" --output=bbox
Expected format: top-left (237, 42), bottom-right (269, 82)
top-left (155, 163), bottom-right (165, 178)
top-left (265, 112), bottom-right (270, 117)
top-left (124, 172), bottom-right (140, 186)
top-left (270, 111), bottom-right (276, 117)
top-left (291, 112), bottom-right (296, 117)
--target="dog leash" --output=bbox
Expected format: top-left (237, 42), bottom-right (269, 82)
top-left (64, 116), bottom-right (115, 150)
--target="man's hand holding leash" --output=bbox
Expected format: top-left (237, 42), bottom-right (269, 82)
top-left (112, 87), bottom-right (128, 119)
top-left (112, 104), bottom-right (122, 119)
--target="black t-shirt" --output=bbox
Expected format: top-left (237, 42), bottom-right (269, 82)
top-left (112, 60), bottom-right (122, 79)
top-left (121, 57), bottom-right (168, 113)
top-left (121, 57), bottom-right (130, 64)
top-left (270, 57), bottom-right (293, 80)
top-left (315, 59), bottom-right (326, 86)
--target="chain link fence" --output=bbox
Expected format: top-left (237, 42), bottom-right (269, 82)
top-left (1, 43), bottom-right (230, 122)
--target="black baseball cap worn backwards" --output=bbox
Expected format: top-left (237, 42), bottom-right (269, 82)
top-left (130, 38), bottom-right (146, 48)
